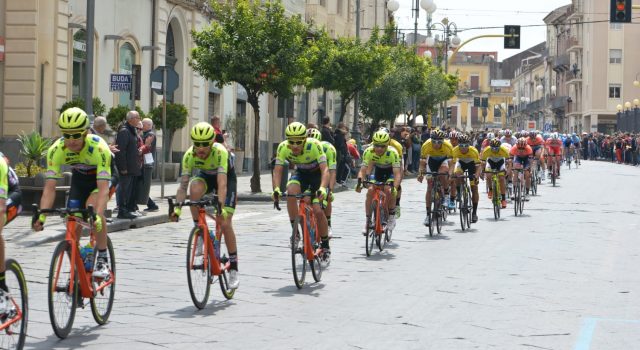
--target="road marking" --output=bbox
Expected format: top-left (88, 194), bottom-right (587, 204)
top-left (574, 317), bottom-right (640, 350)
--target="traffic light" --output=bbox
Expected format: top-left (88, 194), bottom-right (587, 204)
top-left (446, 107), bottom-right (452, 119)
top-left (611, 0), bottom-right (632, 23)
top-left (504, 25), bottom-right (520, 49)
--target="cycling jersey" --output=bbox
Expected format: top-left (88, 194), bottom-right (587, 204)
top-left (480, 145), bottom-right (510, 161)
top-left (510, 145), bottom-right (533, 158)
top-left (421, 139), bottom-right (453, 159)
top-left (362, 146), bottom-right (401, 169)
top-left (500, 136), bottom-right (517, 146)
top-left (275, 138), bottom-right (326, 172)
top-left (321, 141), bottom-right (337, 170)
top-left (0, 157), bottom-right (21, 225)
top-left (545, 138), bottom-right (563, 155)
top-left (527, 135), bottom-right (544, 147)
top-left (181, 142), bottom-right (231, 176)
top-left (45, 134), bottom-right (112, 180)
top-left (452, 145), bottom-right (481, 164)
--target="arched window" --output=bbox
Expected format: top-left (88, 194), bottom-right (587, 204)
top-left (72, 29), bottom-right (87, 100)
top-left (118, 42), bottom-right (136, 107)
top-left (166, 23), bottom-right (177, 103)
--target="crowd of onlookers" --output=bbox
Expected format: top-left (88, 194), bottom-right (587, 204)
top-left (588, 131), bottom-right (639, 165)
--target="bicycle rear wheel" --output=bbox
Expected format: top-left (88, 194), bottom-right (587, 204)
top-left (310, 250), bottom-right (322, 282)
top-left (90, 236), bottom-right (116, 325)
top-left (366, 201), bottom-right (377, 256)
top-left (1, 259), bottom-right (28, 350)
top-left (492, 178), bottom-right (500, 220)
top-left (551, 163), bottom-right (557, 187)
top-left (377, 207), bottom-right (387, 251)
top-left (217, 231), bottom-right (235, 300)
top-left (186, 227), bottom-right (211, 309)
top-left (291, 217), bottom-right (307, 288)
top-left (48, 241), bottom-right (77, 339)
top-left (518, 183), bottom-right (525, 215)
top-left (513, 180), bottom-right (520, 216)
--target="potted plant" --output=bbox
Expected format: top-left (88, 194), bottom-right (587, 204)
top-left (224, 113), bottom-right (246, 172)
top-left (60, 97), bottom-right (106, 116)
top-left (16, 131), bottom-right (53, 185)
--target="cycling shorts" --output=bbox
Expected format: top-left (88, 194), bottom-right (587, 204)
top-left (426, 156), bottom-right (448, 177)
top-left (531, 145), bottom-right (542, 154)
top-left (454, 161), bottom-right (477, 184)
top-left (372, 166), bottom-right (394, 184)
top-left (288, 170), bottom-right (321, 194)
top-left (68, 170), bottom-right (113, 209)
top-left (485, 158), bottom-right (506, 172)
top-left (3, 191), bottom-right (22, 226)
top-left (547, 146), bottom-right (562, 156)
top-left (513, 156), bottom-right (530, 169)
top-left (192, 170), bottom-right (238, 210)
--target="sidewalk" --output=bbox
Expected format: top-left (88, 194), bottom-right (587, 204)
top-left (4, 170), bottom-right (354, 247)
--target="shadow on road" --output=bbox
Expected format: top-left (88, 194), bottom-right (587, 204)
top-left (356, 250), bottom-right (396, 261)
top-left (263, 283), bottom-right (325, 298)
top-left (155, 299), bottom-right (234, 318)
top-left (26, 325), bottom-right (101, 349)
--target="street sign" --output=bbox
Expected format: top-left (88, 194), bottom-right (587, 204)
top-left (150, 66), bottom-right (179, 95)
top-left (544, 123), bottom-right (552, 132)
top-left (109, 74), bottom-right (132, 92)
top-left (527, 121), bottom-right (537, 130)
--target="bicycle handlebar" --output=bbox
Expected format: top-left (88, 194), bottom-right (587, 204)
top-left (273, 192), bottom-right (324, 211)
top-left (168, 196), bottom-right (221, 217)
top-left (31, 204), bottom-right (96, 226)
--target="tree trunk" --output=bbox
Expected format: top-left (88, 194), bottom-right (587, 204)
top-left (248, 94), bottom-right (262, 193)
top-left (339, 92), bottom-right (355, 122)
top-left (164, 130), bottom-right (175, 162)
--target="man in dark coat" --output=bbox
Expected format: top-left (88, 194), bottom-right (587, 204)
top-left (115, 111), bottom-right (142, 219)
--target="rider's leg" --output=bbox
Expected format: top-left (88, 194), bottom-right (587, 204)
top-left (189, 179), bottom-right (207, 226)
top-left (285, 182), bottom-right (301, 226)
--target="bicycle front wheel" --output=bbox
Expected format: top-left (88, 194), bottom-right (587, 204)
top-left (186, 227), bottom-right (211, 309)
top-left (492, 178), bottom-right (500, 220)
top-left (1, 259), bottom-right (28, 350)
top-left (310, 251), bottom-right (322, 282)
top-left (291, 217), bottom-right (307, 288)
top-left (90, 236), bottom-right (116, 325)
top-left (217, 231), bottom-right (235, 300)
top-left (366, 201), bottom-right (377, 256)
top-left (48, 241), bottom-right (77, 339)
top-left (459, 186), bottom-right (466, 231)
top-left (513, 180), bottom-right (520, 217)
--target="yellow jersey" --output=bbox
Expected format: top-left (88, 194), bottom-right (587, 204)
top-left (480, 145), bottom-right (510, 161)
top-left (452, 146), bottom-right (481, 164)
top-left (389, 139), bottom-right (403, 157)
top-left (421, 139), bottom-right (453, 158)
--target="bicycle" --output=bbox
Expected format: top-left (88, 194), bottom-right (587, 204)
top-left (453, 172), bottom-right (472, 231)
top-left (0, 258), bottom-right (28, 350)
top-left (484, 170), bottom-right (504, 220)
top-left (274, 192), bottom-right (325, 289)
top-left (512, 168), bottom-right (526, 216)
top-left (168, 196), bottom-right (235, 309)
top-left (424, 172), bottom-right (449, 236)
top-left (32, 205), bottom-right (115, 339)
top-left (530, 157), bottom-right (539, 196)
top-left (545, 154), bottom-right (560, 187)
top-left (361, 180), bottom-right (390, 256)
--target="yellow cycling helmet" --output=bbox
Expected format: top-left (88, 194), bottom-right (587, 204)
top-left (190, 122), bottom-right (215, 142)
top-left (58, 107), bottom-right (89, 131)
top-left (372, 130), bottom-right (390, 145)
top-left (307, 128), bottom-right (322, 141)
top-left (285, 122), bottom-right (307, 139)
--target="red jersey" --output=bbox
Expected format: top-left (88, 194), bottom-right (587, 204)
top-left (510, 144), bottom-right (533, 158)
top-left (527, 135), bottom-right (544, 146)
top-left (545, 138), bottom-right (563, 148)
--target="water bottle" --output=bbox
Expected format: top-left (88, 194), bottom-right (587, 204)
top-left (82, 243), bottom-right (94, 271)
top-left (308, 221), bottom-right (316, 244)
top-left (211, 230), bottom-right (220, 260)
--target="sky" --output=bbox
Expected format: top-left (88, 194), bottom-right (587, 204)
top-left (391, 0), bottom-right (572, 61)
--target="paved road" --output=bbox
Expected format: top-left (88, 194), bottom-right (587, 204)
top-left (8, 160), bottom-right (640, 349)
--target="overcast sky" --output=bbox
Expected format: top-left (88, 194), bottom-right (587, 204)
top-left (390, 0), bottom-right (572, 61)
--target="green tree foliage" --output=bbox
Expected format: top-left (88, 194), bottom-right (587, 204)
top-left (60, 97), bottom-right (106, 116)
top-left (149, 103), bottom-right (188, 161)
top-left (106, 105), bottom-right (145, 131)
top-left (307, 29), bottom-right (390, 122)
top-left (190, 0), bottom-right (311, 193)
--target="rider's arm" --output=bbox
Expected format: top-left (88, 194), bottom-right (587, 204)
top-left (176, 175), bottom-right (190, 203)
top-left (0, 199), bottom-right (5, 228)
top-left (392, 167), bottom-right (402, 190)
top-left (39, 179), bottom-right (57, 210)
top-left (319, 162), bottom-right (330, 189)
top-left (272, 164), bottom-right (283, 190)
top-left (216, 172), bottom-right (227, 208)
top-left (94, 179), bottom-right (110, 214)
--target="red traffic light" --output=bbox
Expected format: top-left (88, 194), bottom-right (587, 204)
top-left (617, 2), bottom-right (626, 11)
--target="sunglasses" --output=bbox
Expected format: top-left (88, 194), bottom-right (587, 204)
top-left (193, 141), bottom-right (212, 148)
top-left (432, 139), bottom-right (443, 145)
top-left (62, 132), bottom-right (85, 139)
top-left (373, 144), bottom-right (387, 148)
top-left (288, 140), bottom-right (305, 145)
top-left (491, 146), bottom-right (500, 151)
top-left (459, 143), bottom-right (469, 148)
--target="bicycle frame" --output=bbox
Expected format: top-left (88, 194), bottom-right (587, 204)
top-left (276, 193), bottom-right (322, 261)
top-left (366, 181), bottom-right (388, 235)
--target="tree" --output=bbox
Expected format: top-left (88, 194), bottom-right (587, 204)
top-left (60, 97), bottom-right (106, 116)
top-left (190, 0), bottom-right (311, 193)
top-left (149, 103), bottom-right (188, 161)
top-left (106, 105), bottom-right (145, 131)
top-left (308, 29), bottom-right (391, 122)
top-left (415, 68), bottom-right (459, 125)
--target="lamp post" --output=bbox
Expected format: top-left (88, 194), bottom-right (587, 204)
top-left (617, 104), bottom-right (623, 132)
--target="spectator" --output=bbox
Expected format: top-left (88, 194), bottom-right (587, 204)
top-left (211, 115), bottom-right (225, 144)
top-left (421, 126), bottom-right (430, 142)
top-left (115, 111), bottom-right (142, 219)
top-left (90, 116), bottom-right (111, 143)
top-left (411, 129), bottom-right (422, 172)
top-left (321, 116), bottom-right (335, 146)
top-left (141, 118), bottom-right (158, 211)
top-left (334, 122), bottom-right (349, 184)
top-left (347, 139), bottom-right (360, 173)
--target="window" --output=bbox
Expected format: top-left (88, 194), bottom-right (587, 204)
top-left (337, 0), bottom-right (343, 15)
top-left (319, 0), bottom-right (326, 6)
top-left (609, 84), bottom-right (621, 98)
top-left (72, 30), bottom-right (87, 100)
top-left (609, 49), bottom-right (622, 64)
top-left (470, 75), bottom-right (480, 90)
top-left (118, 42), bottom-right (136, 107)
top-left (610, 22), bottom-right (623, 30)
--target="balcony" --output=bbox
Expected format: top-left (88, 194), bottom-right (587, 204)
top-left (550, 96), bottom-right (569, 110)
top-left (553, 54), bottom-right (570, 73)
top-left (567, 36), bottom-right (583, 52)
top-left (567, 71), bottom-right (582, 85)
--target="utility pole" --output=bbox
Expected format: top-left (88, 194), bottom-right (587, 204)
top-left (352, 0), bottom-right (361, 144)
top-left (412, 0), bottom-right (419, 124)
top-left (85, 0), bottom-right (95, 120)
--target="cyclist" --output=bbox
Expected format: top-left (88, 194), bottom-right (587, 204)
top-left (510, 137), bottom-right (533, 200)
top-left (481, 138), bottom-right (510, 209)
top-left (0, 152), bottom-right (21, 315)
top-left (33, 107), bottom-right (112, 279)
top-left (450, 134), bottom-right (481, 223)
top-left (546, 132), bottom-right (563, 178)
top-left (527, 131), bottom-right (546, 181)
top-left (356, 129), bottom-right (402, 233)
top-left (380, 127), bottom-right (405, 218)
top-left (417, 129), bottom-right (453, 226)
top-left (171, 122), bottom-right (239, 290)
top-left (563, 133), bottom-right (574, 165)
top-left (571, 133), bottom-right (582, 163)
top-left (500, 129), bottom-right (517, 147)
top-left (271, 122), bottom-right (331, 262)
top-left (307, 128), bottom-right (337, 238)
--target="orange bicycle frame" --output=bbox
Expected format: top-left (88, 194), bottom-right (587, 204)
top-left (188, 207), bottom-right (228, 276)
top-left (298, 198), bottom-right (321, 261)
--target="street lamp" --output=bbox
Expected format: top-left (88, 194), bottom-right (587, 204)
top-left (633, 73), bottom-right (640, 87)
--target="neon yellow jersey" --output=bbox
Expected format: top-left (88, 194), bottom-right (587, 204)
top-left (320, 141), bottom-right (337, 170)
top-left (420, 139), bottom-right (453, 158)
top-left (480, 145), bottom-right (510, 161)
top-left (45, 134), bottom-right (112, 180)
top-left (362, 146), bottom-right (401, 169)
top-left (181, 142), bottom-right (230, 176)
top-left (389, 139), bottom-right (403, 157)
top-left (275, 138), bottom-right (326, 172)
top-left (0, 157), bottom-right (8, 200)
top-left (452, 146), bottom-right (481, 164)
